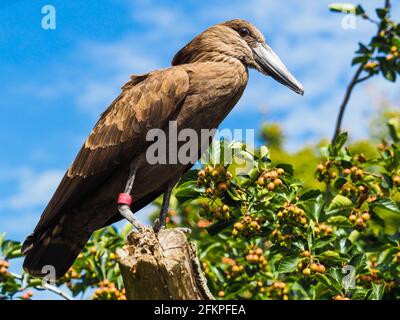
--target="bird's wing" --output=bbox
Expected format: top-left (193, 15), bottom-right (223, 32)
top-left (30, 67), bottom-right (190, 235)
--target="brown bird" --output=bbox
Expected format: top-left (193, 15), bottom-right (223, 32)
top-left (22, 19), bottom-right (303, 278)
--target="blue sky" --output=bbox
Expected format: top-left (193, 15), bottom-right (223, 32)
top-left (0, 0), bottom-right (399, 282)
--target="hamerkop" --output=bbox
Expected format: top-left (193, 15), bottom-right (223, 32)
top-left (23, 19), bottom-right (304, 278)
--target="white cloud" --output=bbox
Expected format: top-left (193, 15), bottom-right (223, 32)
top-left (0, 168), bottom-right (63, 210)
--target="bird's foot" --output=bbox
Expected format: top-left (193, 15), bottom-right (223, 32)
top-left (153, 218), bottom-right (164, 233)
top-left (118, 204), bottom-right (144, 232)
top-left (175, 227), bottom-right (192, 234)
top-left (153, 219), bottom-right (191, 234)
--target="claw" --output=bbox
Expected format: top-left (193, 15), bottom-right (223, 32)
top-left (153, 218), bottom-right (164, 233)
top-left (175, 227), bottom-right (192, 234)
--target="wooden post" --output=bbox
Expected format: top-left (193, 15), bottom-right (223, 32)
top-left (117, 226), bottom-right (214, 300)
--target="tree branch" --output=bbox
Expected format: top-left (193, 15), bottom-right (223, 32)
top-left (332, 64), bottom-right (364, 141)
top-left (332, 0), bottom-right (391, 142)
top-left (10, 272), bottom-right (73, 300)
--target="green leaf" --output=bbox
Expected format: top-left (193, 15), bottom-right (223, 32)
top-left (373, 198), bottom-right (400, 234)
top-left (368, 283), bottom-right (384, 300)
top-left (329, 3), bottom-right (365, 15)
top-left (310, 195), bottom-right (325, 222)
top-left (328, 268), bottom-right (344, 293)
top-left (327, 195), bottom-right (354, 214)
top-left (329, 132), bottom-right (348, 156)
top-left (355, 43), bottom-right (372, 54)
top-left (392, 36), bottom-right (400, 48)
top-left (349, 253), bottom-right (366, 271)
top-left (388, 117), bottom-right (400, 142)
top-left (259, 145), bottom-right (270, 162)
top-left (312, 273), bottom-right (332, 289)
top-left (206, 220), bottom-right (234, 236)
top-left (327, 215), bottom-right (353, 228)
top-left (276, 163), bottom-right (294, 176)
top-left (175, 181), bottom-right (203, 204)
top-left (376, 8), bottom-right (387, 19)
top-left (300, 189), bottom-right (322, 201)
top-left (350, 288), bottom-right (370, 300)
top-left (351, 55), bottom-right (369, 66)
top-left (338, 238), bottom-right (352, 253)
top-left (278, 256), bottom-right (300, 273)
top-left (382, 68), bottom-right (396, 82)
top-left (318, 250), bottom-right (343, 261)
top-left (177, 169), bottom-right (199, 186)
top-left (313, 236), bottom-right (335, 249)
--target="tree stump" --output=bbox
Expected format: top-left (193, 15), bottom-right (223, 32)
top-left (116, 226), bottom-right (214, 300)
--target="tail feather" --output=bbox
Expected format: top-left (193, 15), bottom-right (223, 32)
top-left (23, 229), bottom-right (89, 279)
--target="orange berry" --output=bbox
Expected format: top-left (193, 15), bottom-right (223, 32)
top-left (361, 212), bottom-right (371, 221)
top-left (302, 268), bottom-right (311, 276)
top-left (356, 218), bottom-right (365, 226)
top-left (317, 264), bottom-right (326, 273)
top-left (310, 263), bottom-right (319, 272)
top-left (217, 182), bottom-right (228, 191)
top-left (302, 250), bottom-right (310, 257)
top-left (267, 182), bottom-right (275, 191)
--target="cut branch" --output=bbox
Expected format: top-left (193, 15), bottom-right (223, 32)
top-left (117, 226), bottom-right (214, 300)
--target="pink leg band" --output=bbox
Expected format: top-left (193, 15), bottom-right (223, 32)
top-left (118, 193), bottom-right (133, 206)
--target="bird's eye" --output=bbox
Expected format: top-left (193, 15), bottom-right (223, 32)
top-left (238, 27), bottom-right (250, 37)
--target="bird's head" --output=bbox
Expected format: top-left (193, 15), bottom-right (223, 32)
top-left (172, 19), bottom-right (304, 95)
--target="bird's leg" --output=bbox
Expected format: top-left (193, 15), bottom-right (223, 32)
top-left (153, 183), bottom-right (191, 234)
top-left (118, 164), bottom-right (144, 231)
top-left (153, 183), bottom-right (173, 232)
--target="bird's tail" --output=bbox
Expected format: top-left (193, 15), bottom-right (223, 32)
top-left (22, 227), bottom-right (90, 279)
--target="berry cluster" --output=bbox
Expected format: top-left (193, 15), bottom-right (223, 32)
top-left (93, 279), bottom-right (126, 300)
top-left (314, 223), bottom-right (333, 236)
top-left (267, 281), bottom-right (289, 300)
top-left (301, 262), bottom-right (326, 276)
top-left (385, 45), bottom-right (400, 61)
top-left (227, 264), bottom-right (244, 278)
top-left (245, 246), bottom-right (267, 269)
top-left (276, 203), bottom-right (307, 226)
top-left (20, 291), bottom-right (33, 300)
top-left (348, 209), bottom-right (371, 229)
top-left (197, 165), bottom-right (232, 198)
top-left (270, 228), bottom-right (294, 246)
top-left (358, 256), bottom-right (381, 284)
top-left (199, 203), bottom-right (231, 221)
top-left (232, 215), bottom-right (261, 238)
top-left (257, 168), bottom-right (284, 191)
top-left (343, 166), bottom-right (364, 180)
top-left (64, 267), bottom-right (80, 281)
top-left (316, 161), bottom-right (338, 182)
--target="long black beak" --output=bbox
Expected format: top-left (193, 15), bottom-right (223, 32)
top-left (253, 42), bottom-right (304, 95)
